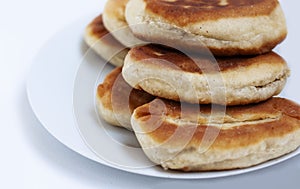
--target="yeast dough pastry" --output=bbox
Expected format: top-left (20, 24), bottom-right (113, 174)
top-left (84, 14), bottom-right (129, 66)
top-left (131, 98), bottom-right (300, 171)
top-left (97, 67), bottom-right (154, 129)
top-left (103, 0), bottom-right (144, 47)
top-left (122, 44), bottom-right (290, 105)
top-left (125, 0), bottom-right (287, 56)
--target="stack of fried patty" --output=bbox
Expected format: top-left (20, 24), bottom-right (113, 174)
top-left (84, 0), bottom-right (300, 171)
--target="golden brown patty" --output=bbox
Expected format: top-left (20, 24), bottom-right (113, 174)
top-left (125, 0), bottom-right (287, 55)
top-left (96, 67), bottom-right (155, 129)
top-left (131, 98), bottom-right (300, 171)
top-left (84, 14), bottom-right (129, 66)
top-left (122, 44), bottom-right (290, 105)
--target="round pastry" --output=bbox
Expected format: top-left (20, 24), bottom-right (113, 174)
top-left (84, 14), bottom-right (128, 67)
top-left (122, 44), bottom-right (290, 105)
top-left (97, 66), bottom-right (155, 129)
top-left (125, 0), bottom-right (287, 56)
top-left (131, 97), bottom-right (300, 171)
top-left (103, 0), bottom-right (144, 47)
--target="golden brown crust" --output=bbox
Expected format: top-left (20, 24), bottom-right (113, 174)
top-left (87, 14), bottom-right (109, 38)
top-left (144, 0), bottom-right (279, 27)
top-left (128, 44), bottom-right (286, 74)
top-left (86, 14), bottom-right (124, 47)
top-left (134, 98), bottom-right (300, 149)
top-left (97, 67), bottom-right (155, 114)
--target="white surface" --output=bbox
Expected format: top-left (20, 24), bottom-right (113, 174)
top-left (1, 0), bottom-right (300, 188)
top-left (27, 16), bottom-right (300, 179)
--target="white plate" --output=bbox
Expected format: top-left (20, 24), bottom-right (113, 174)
top-left (27, 12), bottom-right (300, 179)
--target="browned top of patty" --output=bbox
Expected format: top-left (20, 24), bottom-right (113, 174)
top-left (128, 44), bottom-right (286, 74)
top-left (87, 14), bottom-right (109, 38)
top-left (144, 0), bottom-right (279, 26)
top-left (133, 98), bottom-right (300, 149)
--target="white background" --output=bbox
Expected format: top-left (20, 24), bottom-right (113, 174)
top-left (0, 0), bottom-right (300, 188)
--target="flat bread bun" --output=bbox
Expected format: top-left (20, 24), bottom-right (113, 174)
top-left (125, 0), bottom-right (287, 56)
top-left (96, 67), bottom-right (155, 129)
top-left (84, 14), bottom-right (128, 66)
top-left (131, 98), bottom-right (300, 171)
top-left (103, 0), bottom-right (144, 47)
top-left (122, 44), bottom-right (290, 105)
